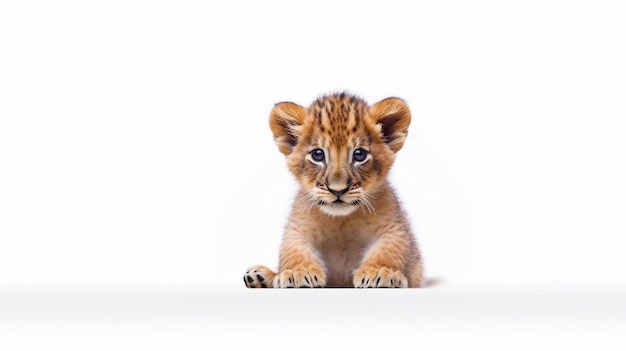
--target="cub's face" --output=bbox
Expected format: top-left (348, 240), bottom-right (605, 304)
top-left (269, 93), bottom-right (411, 217)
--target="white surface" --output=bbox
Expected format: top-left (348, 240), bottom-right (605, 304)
top-left (1, 287), bottom-right (625, 350)
top-left (1, 0), bottom-right (625, 349)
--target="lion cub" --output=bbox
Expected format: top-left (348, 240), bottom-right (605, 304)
top-left (244, 92), bottom-right (423, 288)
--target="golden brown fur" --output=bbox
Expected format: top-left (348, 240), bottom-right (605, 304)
top-left (244, 92), bottom-right (423, 288)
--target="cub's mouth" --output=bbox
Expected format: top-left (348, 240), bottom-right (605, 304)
top-left (317, 198), bottom-right (360, 216)
top-left (318, 199), bottom-right (357, 205)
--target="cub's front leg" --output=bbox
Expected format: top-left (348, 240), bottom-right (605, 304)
top-left (275, 231), bottom-right (326, 288)
top-left (353, 231), bottom-right (411, 288)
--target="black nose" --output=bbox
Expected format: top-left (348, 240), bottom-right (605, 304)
top-left (328, 187), bottom-right (349, 197)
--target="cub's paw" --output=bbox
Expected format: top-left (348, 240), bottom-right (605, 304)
top-left (274, 267), bottom-right (325, 288)
top-left (353, 267), bottom-right (408, 288)
top-left (244, 265), bottom-right (276, 288)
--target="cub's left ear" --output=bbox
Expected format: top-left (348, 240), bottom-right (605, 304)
top-left (369, 97), bottom-right (412, 153)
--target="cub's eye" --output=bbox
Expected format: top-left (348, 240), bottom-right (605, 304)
top-left (353, 148), bottom-right (369, 163)
top-left (310, 149), bottom-right (325, 162)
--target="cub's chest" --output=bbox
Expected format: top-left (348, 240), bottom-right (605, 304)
top-left (313, 218), bottom-right (381, 252)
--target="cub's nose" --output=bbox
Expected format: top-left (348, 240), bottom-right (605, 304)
top-left (328, 187), bottom-right (349, 198)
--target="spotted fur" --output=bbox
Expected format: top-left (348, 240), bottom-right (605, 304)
top-left (245, 92), bottom-right (423, 288)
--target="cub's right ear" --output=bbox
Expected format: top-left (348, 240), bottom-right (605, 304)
top-left (269, 102), bottom-right (307, 156)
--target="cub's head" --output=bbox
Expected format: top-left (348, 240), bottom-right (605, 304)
top-left (269, 92), bottom-right (411, 217)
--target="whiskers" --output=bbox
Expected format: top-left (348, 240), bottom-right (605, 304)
top-left (297, 188), bottom-right (377, 216)
top-left (296, 191), bottom-right (320, 215)
top-left (355, 192), bottom-right (377, 215)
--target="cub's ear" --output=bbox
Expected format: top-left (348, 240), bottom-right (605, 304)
top-left (369, 97), bottom-right (412, 153)
top-left (269, 102), bottom-right (307, 156)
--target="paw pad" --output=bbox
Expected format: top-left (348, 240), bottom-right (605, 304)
top-left (244, 267), bottom-right (272, 288)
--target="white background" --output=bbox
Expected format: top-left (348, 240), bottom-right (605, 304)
top-left (1, 0), bottom-right (625, 349)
